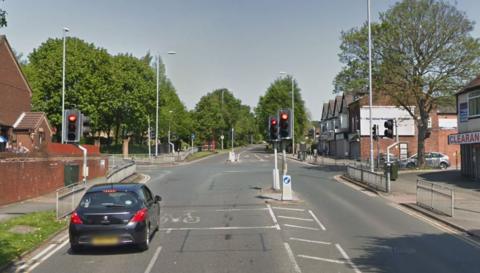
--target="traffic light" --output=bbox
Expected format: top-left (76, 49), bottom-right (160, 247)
top-left (372, 124), bottom-right (378, 140)
top-left (384, 119), bottom-right (394, 139)
top-left (81, 114), bottom-right (91, 136)
top-left (278, 109), bottom-right (292, 139)
top-left (268, 116), bottom-right (278, 141)
top-left (64, 109), bottom-right (81, 143)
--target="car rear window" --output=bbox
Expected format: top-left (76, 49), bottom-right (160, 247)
top-left (79, 191), bottom-right (141, 209)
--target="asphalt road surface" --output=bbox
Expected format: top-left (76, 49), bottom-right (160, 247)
top-left (24, 145), bottom-right (480, 273)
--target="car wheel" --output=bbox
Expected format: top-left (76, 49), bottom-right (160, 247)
top-left (138, 224), bottom-right (150, 251)
top-left (440, 162), bottom-right (448, 170)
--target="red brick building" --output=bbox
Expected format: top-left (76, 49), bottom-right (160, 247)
top-left (0, 35), bottom-right (32, 142)
top-left (320, 94), bottom-right (460, 167)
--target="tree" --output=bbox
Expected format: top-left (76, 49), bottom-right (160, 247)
top-left (334, 0), bottom-right (480, 166)
top-left (0, 0), bottom-right (6, 28)
top-left (255, 76), bottom-right (308, 143)
top-left (192, 89), bottom-right (256, 147)
top-left (23, 38), bottom-right (113, 141)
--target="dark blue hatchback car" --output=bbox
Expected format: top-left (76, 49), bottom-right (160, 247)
top-left (69, 183), bottom-right (161, 252)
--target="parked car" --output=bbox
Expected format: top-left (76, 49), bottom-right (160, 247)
top-left (69, 183), bottom-right (161, 252)
top-left (401, 152), bottom-right (450, 169)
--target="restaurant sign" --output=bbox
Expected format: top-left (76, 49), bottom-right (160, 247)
top-left (448, 131), bottom-right (480, 145)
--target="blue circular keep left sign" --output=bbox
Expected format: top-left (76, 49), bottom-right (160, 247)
top-left (283, 175), bottom-right (291, 184)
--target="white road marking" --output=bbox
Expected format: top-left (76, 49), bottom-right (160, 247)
top-left (284, 243), bottom-right (302, 273)
top-left (215, 208), bottom-right (268, 212)
top-left (253, 154), bottom-right (265, 161)
top-left (17, 244), bottom-right (57, 270)
top-left (166, 228), bottom-right (172, 234)
top-left (284, 224), bottom-right (320, 231)
top-left (272, 207), bottom-right (305, 212)
top-left (298, 254), bottom-right (346, 264)
top-left (139, 174), bottom-right (151, 184)
top-left (144, 246), bottom-right (163, 273)
top-left (336, 244), bottom-right (362, 273)
top-left (308, 210), bottom-right (327, 231)
top-left (278, 215), bottom-right (314, 222)
top-left (27, 238), bottom-right (69, 272)
top-left (267, 204), bottom-right (281, 230)
top-left (289, 237), bottom-right (331, 245)
top-left (159, 225), bottom-right (277, 231)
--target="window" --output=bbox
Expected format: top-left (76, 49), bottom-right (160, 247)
top-left (468, 90), bottom-right (480, 117)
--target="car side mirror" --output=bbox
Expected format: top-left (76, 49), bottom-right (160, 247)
top-left (154, 195), bottom-right (162, 203)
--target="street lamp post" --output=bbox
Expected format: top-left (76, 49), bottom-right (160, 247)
top-left (280, 72), bottom-right (295, 156)
top-left (367, 0), bottom-right (374, 172)
top-left (168, 110), bottom-right (173, 153)
top-left (61, 27), bottom-right (69, 144)
top-left (155, 51), bottom-right (176, 156)
top-left (221, 90), bottom-right (224, 150)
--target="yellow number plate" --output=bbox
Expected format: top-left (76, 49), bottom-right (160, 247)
top-left (91, 236), bottom-right (119, 246)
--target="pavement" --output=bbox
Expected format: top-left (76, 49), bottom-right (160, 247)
top-left (6, 145), bottom-right (480, 273)
top-left (0, 176), bottom-right (107, 223)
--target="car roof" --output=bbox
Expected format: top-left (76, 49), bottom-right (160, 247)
top-left (86, 183), bottom-right (144, 193)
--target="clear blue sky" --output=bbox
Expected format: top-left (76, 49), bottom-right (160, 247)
top-left (2, 0), bottom-right (480, 120)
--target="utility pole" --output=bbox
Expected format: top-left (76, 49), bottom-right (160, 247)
top-left (155, 55), bottom-right (160, 157)
top-left (147, 116), bottom-right (151, 159)
top-left (61, 27), bottom-right (69, 144)
top-left (367, 0), bottom-right (374, 172)
top-left (221, 90), bottom-right (224, 150)
top-left (291, 77), bottom-right (295, 156)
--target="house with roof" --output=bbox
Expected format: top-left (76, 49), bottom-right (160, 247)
top-left (0, 35), bottom-right (52, 152)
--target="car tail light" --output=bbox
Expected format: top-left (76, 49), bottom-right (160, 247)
top-left (70, 211), bottom-right (83, 225)
top-left (130, 208), bottom-right (148, 223)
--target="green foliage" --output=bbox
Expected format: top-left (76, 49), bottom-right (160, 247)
top-left (23, 37), bottom-right (191, 146)
top-left (334, 0), bottom-right (480, 166)
top-left (0, 0), bottom-right (6, 28)
top-left (0, 211), bottom-right (67, 268)
top-left (255, 76), bottom-right (308, 142)
top-left (192, 89), bottom-right (256, 146)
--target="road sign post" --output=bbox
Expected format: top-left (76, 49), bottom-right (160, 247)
top-left (282, 175), bottom-right (292, 201)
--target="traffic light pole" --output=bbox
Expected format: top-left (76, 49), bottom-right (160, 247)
top-left (282, 140), bottom-right (288, 176)
top-left (272, 141), bottom-right (280, 190)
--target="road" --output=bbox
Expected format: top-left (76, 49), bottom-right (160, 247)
top-left (25, 145), bottom-right (480, 273)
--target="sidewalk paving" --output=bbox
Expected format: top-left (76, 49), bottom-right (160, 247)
top-left (297, 155), bottom-right (480, 238)
top-left (0, 176), bottom-right (106, 223)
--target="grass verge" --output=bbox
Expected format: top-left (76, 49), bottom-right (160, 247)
top-left (0, 211), bottom-right (67, 268)
top-left (186, 151), bottom-right (217, 162)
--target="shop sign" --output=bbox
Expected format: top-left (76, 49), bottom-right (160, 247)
top-left (459, 102), bottom-right (468, 123)
top-left (448, 131), bottom-right (480, 144)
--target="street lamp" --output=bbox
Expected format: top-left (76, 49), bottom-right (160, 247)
top-left (168, 110), bottom-right (173, 153)
top-left (155, 51), bottom-right (176, 156)
top-left (61, 27), bottom-right (69, 144)
top-left (367, 0), bottom-right (374, 171)
top-left (279, 71), bottom-right (295, 156)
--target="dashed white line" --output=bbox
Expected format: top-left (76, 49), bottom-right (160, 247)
top-left (336, 244), bottom-right (362, 273)
top-left (166, 228), bottom-right (172, 234)
top-left (284, 224), bottom-right (320, 231)
top-left (272, 207), bottom-right (305, 212)
top-left (144, 246), bottom-right (163, 273)
top-left (159, 225), bottom-right (277, 231)
top-left (298, 254), bottom-right (346, 264)
top-left (284, 243), bottom-right (302, 273)
top-left (253, 154), bottom-right (265, 161)
top-left (267, 204), bottom-right (281, 230)
top-left (308, 210), bottom-right (326, 231)
top-left (278, 215), bottom-right (314, 222)
top-left (289, 237), bottom-right (331, 245)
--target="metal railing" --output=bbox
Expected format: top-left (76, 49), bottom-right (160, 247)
top-left (56, 182), bottom-right (87, 219)
top-left (106, 160), bottom-right (136, 183)
top-left (345, 164), bottom-right (389, 192)
top-left (416, 179), bottom-right (454, 217)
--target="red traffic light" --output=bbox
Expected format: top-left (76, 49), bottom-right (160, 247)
top-left (271, 119), bottom-right (277, 125)
top-left (68, 114), bottom-right (77, 122)
top-left (281, 113), bottom-right (288, 120)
